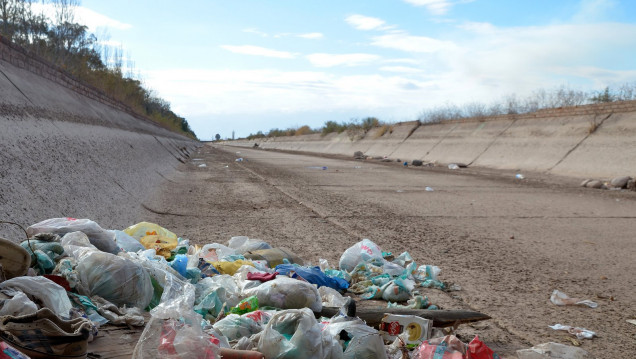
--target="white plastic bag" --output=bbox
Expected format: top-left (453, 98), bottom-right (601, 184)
top-left (60, 231), bottom-right (97, 249)
top-left (243, 276), bottom-right (322, 312)
top-left (0, 276), bottom-right (73, 318)
top-left (27, 218), bottom-right (120, 254)
top-left (200, 243), bottom-right (237, 262)
top-left (0, 291), bottom-right (38, 317)
top-left (76, 249), bottom-right (153, 309)
top-left (339, 239), bottom-right (384, 272)
top-left (319, 286), bottom-right (347, 307)
top-left (111, 230), bottom-right (146, 253)
top-left (133, 275), bottom-right (220, 359)
top-left (258, 308), bottom-right (334, 359)
top-left (228, 236), bottom-right (272, 254)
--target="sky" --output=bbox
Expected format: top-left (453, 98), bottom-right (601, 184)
top-left (71, 0), bottom-right (636, 140)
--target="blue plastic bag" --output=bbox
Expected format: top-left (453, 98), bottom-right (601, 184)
top-left (275, 264), bottom-right (349, 291)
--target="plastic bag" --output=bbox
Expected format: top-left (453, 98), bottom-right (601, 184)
top-left (0, 276), bottom-right (73, 318)
top-left (243, 276), bottom-right (322, 312)
top-left (228, 236), bottom-right (272, 254)
top-left (319, 286), bottom-right (347, 307)
top-left (76, 249), bottom-right (153, 309)
top-left (258, 308), bottom-right (334, 359)
top-left (413, 335), bottom-right (467, 359)
top-left (211, 259), bottom-right (254, 275)
top-left (110, 230), bottom-right (145, 253)
top-left (275, 264), bottom-right (349, 291)
top-left (140, 235), bottom-right (178, 259)
top-left (200, 243), bottom-right (237, 262)
top-left (194, 275), bottom-right (241, 319)
top-left (0, 291), bottom-right (38, 317)
top-left (549, 290), bottom-right (598, 308)
top-left (59, 231), bottom-right (95, 249)
top-left (339, 239), bottom-right (384, 272)
top-left (344, 334), bottom-right (387, 359)
top-left (212, 312), bottom-right (265, 341)
top-left (123, 222), bottom-right (178, 241)
top-left (27, 217), bottom-right (119, 254)
top-left (133, 275), bottom-right (220, 359)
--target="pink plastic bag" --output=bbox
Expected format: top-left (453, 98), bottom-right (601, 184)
top-left (414, 335), bottom-right (500, 359)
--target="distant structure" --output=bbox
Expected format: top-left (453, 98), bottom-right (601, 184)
top-left (232, 131), bottom-right (235, 140)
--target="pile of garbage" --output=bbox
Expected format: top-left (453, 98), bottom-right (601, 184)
top-left (0, 217), bottom-right (501, 359)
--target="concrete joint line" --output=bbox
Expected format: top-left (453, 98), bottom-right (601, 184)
top-left (547, 112), bottom-right (613, 172)
top-left (468, 116), bottom-right (518, 166)
top-left (0, 62), bottom-right (34, 105)
top-left (424, 123), bottom-right (459, 157)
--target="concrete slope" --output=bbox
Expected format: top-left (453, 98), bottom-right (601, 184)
top-left (230, 101), bottom-right (636, 180)
top-left (0, 43), bottom-right (198, 241)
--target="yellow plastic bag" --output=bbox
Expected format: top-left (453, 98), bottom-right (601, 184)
top-left (211, 260), bottom-right (254, 275)
top-left (140, 235), bottom-right (178, 258)
top-left (123, 222), bottom-right (177, 241)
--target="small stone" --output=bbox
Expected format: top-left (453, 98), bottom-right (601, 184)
top-left (412, 159), bottom-right (423, 166)
top-left (610, 176), bottom-right (632, 189)
top-left (580, 179), bottom-right (591, 187)
top-left (585, 180), bottom-right (603, 189)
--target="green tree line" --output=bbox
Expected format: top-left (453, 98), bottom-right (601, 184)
top-left (0, 0), bottom-right (196, 139)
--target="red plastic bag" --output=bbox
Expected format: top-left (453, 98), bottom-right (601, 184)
top-left (467, 336), bottom-right (500, 359)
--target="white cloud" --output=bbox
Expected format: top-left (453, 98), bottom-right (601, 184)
top-left (371, 32), bottom-right (457, 53)
top-left (74, 7), bottom-right (132, 30)
top-left (145, 68), bottom-right (431, 118)
top-left (380, 66), bottom-right (424, 73)
top-left (221, 45), bottom-right (297, 59)
top-left (243, 28), bottom-right (269, 37)
top-left (402, 0), bottom-right (453, 15)
top-left (31, 3), bottom-right (131, 31)
top-left (306, 53), bottom-right (381, 67)
top-left (297, 32), bottom-right (324, 39)
top-left (346, 14), bottom-right (387, 30)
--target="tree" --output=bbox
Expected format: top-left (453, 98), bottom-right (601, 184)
top-left (215, 134), bottom-right (221, 141)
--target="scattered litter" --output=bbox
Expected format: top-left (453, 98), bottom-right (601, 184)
top-left (448, 163), bottom-right (460, 170)
top-left (379, 314), bottom-right (432, 347)
top-left (198, 163), bottom-right (207, 167)
top-left (515, 174), bottom-right (525, 179)
top-left (0, 218), bottom-right (488, 359)
top-left (548, 324), bottom-right (596, 339)
top-left (627, 319), bottom-right (636, 326)
top-left (307, 166), bottom-right (328, 170)
top-left (425, 187), bottom-right (434, 192)
top-left (192, 158), bottom-right (203, 161)
top-left (235, 158), bottom-right (244, 162)
top-left (550, 290), bottom-right (598, 308)
top-left (396, 190), bottom-right (404, 193)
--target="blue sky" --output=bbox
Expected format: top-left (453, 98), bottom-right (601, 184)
top-left (72, 0), bottom-right (636, 139)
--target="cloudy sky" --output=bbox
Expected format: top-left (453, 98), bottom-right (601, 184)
top-left (77, 0), bottom-right (636, 139)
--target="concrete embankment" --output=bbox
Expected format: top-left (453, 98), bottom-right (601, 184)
top-left (0, 39), bottom-right (198, 240)
top-left (229, 101), bottom-right (636, 180)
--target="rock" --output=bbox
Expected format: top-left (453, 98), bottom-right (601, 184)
top-left (353, 151), bottom-right (365, 160)
top-left (627, 179), bottom-right (636, 191)
top-left (610, 176), bottom-right (631, 189)
top-left (517, 342), bottom-right (594, 359)
top-left (580, 179), bottom-right (591, 187)
top-left (585, 180), bottom-right (603, 189)
top-left (412, 160), bottom-right (423, 166)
